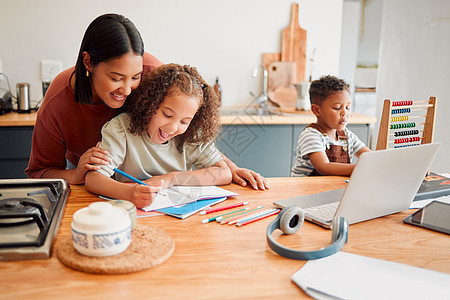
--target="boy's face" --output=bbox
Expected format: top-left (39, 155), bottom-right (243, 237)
top-left (146, 92), bottom-right (200, 144)
top-left (313, 90), bottom-right (352, 133)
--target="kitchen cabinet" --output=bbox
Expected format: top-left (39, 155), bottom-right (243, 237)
top-left (0, 126), bottom-right (33, 178)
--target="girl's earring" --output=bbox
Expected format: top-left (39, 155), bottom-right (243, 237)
top-left (86, 70), bottom-right (89, 77)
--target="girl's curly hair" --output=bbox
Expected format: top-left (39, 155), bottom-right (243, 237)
top-left (126, 63), bottom-right (221, 153)
top-left (309, 75), bottom-right (350, 106)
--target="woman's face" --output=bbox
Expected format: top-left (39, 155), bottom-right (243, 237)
top-left (89, 52), bottom-right (143, 108)
top-left (147, 91), bottom-right (200, 144)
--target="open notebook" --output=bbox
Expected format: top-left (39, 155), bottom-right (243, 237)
top-left (274, 143), bottom-right (440, 228)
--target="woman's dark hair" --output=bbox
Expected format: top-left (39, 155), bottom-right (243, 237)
top-left (74, 13), bottom-right (144, 105)
top-left (309, 75), bottom-right (350, 106)
top-left (126, 63), bottom-right (221, 153)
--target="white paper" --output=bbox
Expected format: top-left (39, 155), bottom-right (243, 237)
top-left (409, 195), bottom-right (450, 209)
top-left (292, 252), bottom-right (450, 300)
top-left (141, 186), bottom-right (237, 211)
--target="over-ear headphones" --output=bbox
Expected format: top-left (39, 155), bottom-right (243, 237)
top-left (266, 206), bottom-right (348, 260)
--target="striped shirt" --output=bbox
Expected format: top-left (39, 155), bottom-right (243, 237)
top-left (291, 127), bottom-right (366, 177)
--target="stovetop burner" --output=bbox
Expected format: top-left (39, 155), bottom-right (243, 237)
top-left (0, 197), bottom-right (48, 228)
top-left (0, 179), bottom-right (69, 261)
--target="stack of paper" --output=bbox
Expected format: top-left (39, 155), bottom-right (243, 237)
top-left (292, 252), bottom-right (450, 299)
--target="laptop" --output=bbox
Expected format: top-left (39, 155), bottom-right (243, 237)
top-left (274, 143), bottom-right (441, 228)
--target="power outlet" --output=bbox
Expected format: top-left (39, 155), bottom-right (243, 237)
top-left (41, 60), bottom-right (62, 82)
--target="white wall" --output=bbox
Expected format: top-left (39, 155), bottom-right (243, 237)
top-left (376, 0), bottom-right (450, 172)
top-left (0, 0), bottom-right (343, 108)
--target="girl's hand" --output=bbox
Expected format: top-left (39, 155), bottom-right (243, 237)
top-left (144, 175), bottom-right (171, 190)
top-left (231, 167), bottom-right (269, 190)
top-left (72, 142), bottom-right (111, 184)
top-left (130, 180), bottom-right (164, 208)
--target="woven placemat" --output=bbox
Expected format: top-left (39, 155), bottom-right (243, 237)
top-left (57, 224), bottom-right (174, 274)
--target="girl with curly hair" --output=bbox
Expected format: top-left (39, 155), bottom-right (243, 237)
top-left (85, 64), bottom-right (232, 208)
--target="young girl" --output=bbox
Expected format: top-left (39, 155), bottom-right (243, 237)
top-left (291, 75), bottom-right (370, 177)
top-left (85, 64), bottom-right (232, 208)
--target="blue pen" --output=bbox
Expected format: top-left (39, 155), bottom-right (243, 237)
top-left (113, 168), bottom-right (148, 185)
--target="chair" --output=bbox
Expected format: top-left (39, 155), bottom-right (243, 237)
top-left (376, 96), bottom-right (437, 150)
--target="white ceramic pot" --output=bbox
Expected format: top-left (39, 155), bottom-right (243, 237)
top-left (71, 202), bottom-right (131, 257)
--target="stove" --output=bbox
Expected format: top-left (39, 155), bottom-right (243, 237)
top-left (0, 178), bottom-right (70, 261)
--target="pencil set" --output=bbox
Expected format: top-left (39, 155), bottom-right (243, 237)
top-left (200, 202), bottom-right (280, 227)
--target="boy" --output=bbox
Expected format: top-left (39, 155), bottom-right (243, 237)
top-left (291, 75), bottom-right (370, 177)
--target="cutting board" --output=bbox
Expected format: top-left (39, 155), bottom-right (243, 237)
top-left (262, 53), bottom-right (281, 70)
top-left (281, 3), bottom-right (307, 82)
top-left (267, 61), bottom-right (297, 108)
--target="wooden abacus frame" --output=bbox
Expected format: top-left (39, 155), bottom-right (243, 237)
top-left (376, 96), bottom-right (437, 150)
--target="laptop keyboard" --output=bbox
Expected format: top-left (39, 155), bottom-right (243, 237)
top-left (304, 202), bottom-right (339, 223)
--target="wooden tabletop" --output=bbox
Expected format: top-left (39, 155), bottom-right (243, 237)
top-left (1, 177), bottom-right (449, 299)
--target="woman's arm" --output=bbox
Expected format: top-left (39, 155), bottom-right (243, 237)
top-left (85, 171), bottom-right (163, 208)
top-left (144, 160), bottom-right (232, 189)
top-left (220, 153), bottom-right (269, 190)
top-left (43, 142), bottom-right (111, 185)
top-left (308, 151), bottom-right (355, 176)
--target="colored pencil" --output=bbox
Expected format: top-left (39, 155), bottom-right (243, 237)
top-left (200, 201), bottom-right (248, 215)
top-left (236, 209), bottom-right (280, 227)
top-left (222, 206), bottom-right (264, 224)
top-left (201, 207), bottom-right (248, 224)
top-left (215, 208), bottom-right (251, 222)
top-left (113, 168), bottom-right (168, 196)
top-left (230, 208), bottom-right (276, 225)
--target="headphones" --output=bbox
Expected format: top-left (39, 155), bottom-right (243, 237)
top-left (266, 206), bottom-right (348, 260)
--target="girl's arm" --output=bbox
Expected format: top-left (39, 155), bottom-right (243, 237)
top-left (85, 171), bottom-right (163, 208)
top-left (308, 151), bottom-right (355, 176)
top-left (144, 160), bottom-right (232, 189)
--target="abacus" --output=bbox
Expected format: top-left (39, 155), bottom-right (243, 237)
top-left (376, 96), bottom-right (437, 150)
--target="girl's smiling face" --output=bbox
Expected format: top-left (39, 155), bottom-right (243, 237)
top-left (147, 90), bottom-right (200, 144)
top-left (87, 52), bottom-right (143, 108)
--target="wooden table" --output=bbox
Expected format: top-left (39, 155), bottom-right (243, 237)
top-left (1, 177), bottom-right (449, 299)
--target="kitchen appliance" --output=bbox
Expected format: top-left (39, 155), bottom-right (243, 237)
top-left (0, 178), bottom-right (70, 261)
top-left (16, 82), bottom-right (31, 113)
top-left (0, 90), bottom-right (13, 115)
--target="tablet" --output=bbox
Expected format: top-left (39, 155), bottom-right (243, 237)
top-left (403, 201), bottom-right (450, 235)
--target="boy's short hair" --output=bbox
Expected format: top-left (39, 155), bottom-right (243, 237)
top-left (309, 75), bottom-right (350, 106)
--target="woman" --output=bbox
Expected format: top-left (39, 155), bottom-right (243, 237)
top-left (25, 13), bottom-right (268, 190)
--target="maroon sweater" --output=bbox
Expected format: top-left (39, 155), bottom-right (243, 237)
top-left (25, 52), bottom-right (162, 178)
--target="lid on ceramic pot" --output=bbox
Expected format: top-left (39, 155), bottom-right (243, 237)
top-left (72, 202), bottom-right (130, 232)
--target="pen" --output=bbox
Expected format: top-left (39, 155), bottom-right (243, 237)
top-left (236, 209), bottom-right (280, 227)
top-left (201, 207), bottom-right (248, 224)
top-left (200, 201), bottom-right (248, 215)
top-left (222, 206), bottom-right (264, 225)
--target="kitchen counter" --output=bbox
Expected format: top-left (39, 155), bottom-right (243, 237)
top-left (1, 177), bottom-right (449, 299)
top-left (0, 110), bottom-right (376, 126)
top-left (0, 111), bottom-right (38, 127)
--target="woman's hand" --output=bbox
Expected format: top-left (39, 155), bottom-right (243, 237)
top-left (71, 142), bottom-right (111, 184)
top-left (231, 167), bottom-right (269, 190)
top-left (129, 180), bottom-right (164, 209)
